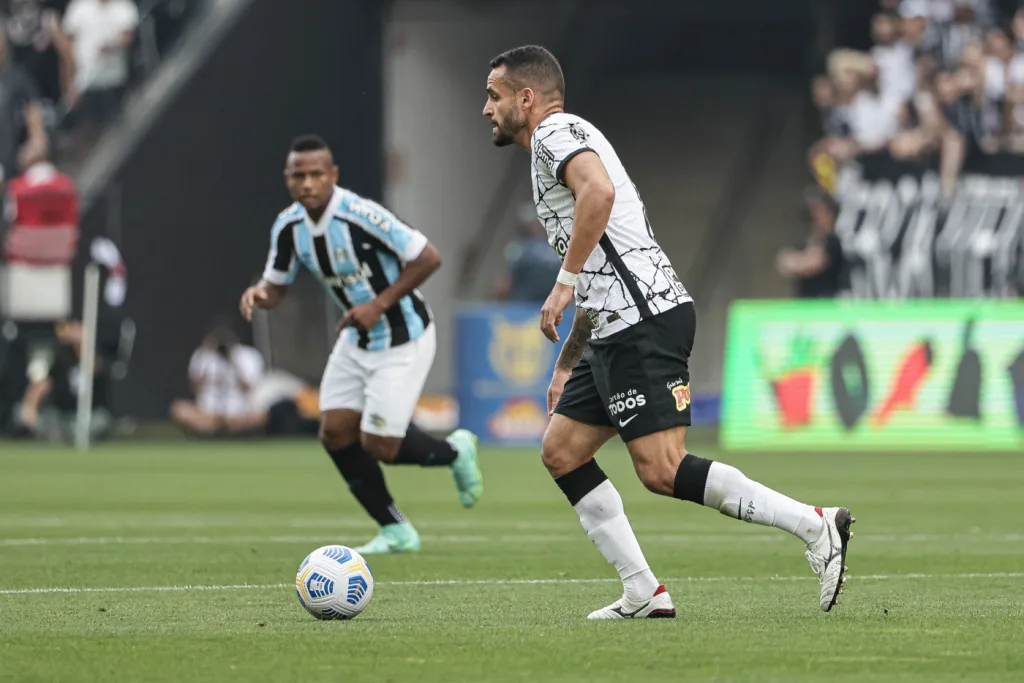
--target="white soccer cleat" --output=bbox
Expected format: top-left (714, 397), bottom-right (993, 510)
top-left (805, 506), bottom-right (855, 612)
top-left (586, 584), bottom-right (676, 620)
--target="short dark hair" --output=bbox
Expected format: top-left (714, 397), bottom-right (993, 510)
top-left (289, 134), bottom-right (330, 154)
top-left (490, 45), bottom-right (565, 98)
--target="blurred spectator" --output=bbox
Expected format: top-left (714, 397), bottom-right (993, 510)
top-left (1006, 13), bottom-right (1024, 148)
top-left (810, 50), bottom-right (903, 171)
top-left (812, 74), bottom-right (850, 138)
top-left (974, 28), bottom-right (1018, 147)
top-left (0, 26), bottom-right (47, 185)
top-left (3, 1), bottom-right (73, 124)
top-left (936, 0), bottom-right (988, 69)
top-left (1013, 5), bottom-right (1024, 51)
top-left (149, 0), bottom-right (196, 57)
top-left (11, 318), bottom-right (114, 441)
top-left (891, 56), bottom-right (945, 161)
top-left (900, 1), bottom-right (941, 61)
top-left (872, 11), bottom-right (917, 103)
top-left (848, 61), bottom-right (904, 153)
top-left (492, 202), bottom-right (563, 303)
top-left (776, 188), bottom-right (844, 299)
top-left (56, 0), bottom-right (138, 132)
top-left (170, 323), bottom-right (265, 436)
top-left (3, 143), bottom-right (77, 263)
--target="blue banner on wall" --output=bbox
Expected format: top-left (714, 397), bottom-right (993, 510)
top-left (455, 303), bottom-right (574, 446)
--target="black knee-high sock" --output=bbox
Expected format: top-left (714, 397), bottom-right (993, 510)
top-left (392, 424), bottom-right (458, 466)
top-left (672, 453), bottom-right (713, 504)
top-left (554, 458), bottom-right (608, 505)
top-left (327, 443), bottom-right (406, 526)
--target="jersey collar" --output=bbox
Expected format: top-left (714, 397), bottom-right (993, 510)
top-left (303, 187), bottom-right (343, 235)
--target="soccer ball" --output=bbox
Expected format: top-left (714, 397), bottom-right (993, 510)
top-left (294, 545), bottom-right (374, 620)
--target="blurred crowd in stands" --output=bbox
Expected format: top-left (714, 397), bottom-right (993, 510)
top-left (0, 0), bottom-right (206, 441)
top-left (810, 0), bottom-right (1024, 200)
top-left (780, 0), bottom-right (1024, 299)
top-left (0, 0), bottom-right (204, 178)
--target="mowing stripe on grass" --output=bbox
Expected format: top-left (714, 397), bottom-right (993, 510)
top-left (2, 573), bottom-right (1023, 596)
top-left (2, 532), bottom-right (1023, 547)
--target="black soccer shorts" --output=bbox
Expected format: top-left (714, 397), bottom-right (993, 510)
top-left (553, 302), bottom-right (696, 442)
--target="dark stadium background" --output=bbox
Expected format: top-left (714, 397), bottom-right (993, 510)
top-left (65, 0), bottom-right (900, 419)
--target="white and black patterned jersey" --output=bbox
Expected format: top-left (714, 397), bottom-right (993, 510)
top-left (530, 112), bottom-right (692, 338)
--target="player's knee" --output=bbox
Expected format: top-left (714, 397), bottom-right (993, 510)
top-left (319, 421), bottom-right (357, 452)
top-left (361, 434), bottom-right (401, 463)
top-left (540, 432), bottom-right (576, 478)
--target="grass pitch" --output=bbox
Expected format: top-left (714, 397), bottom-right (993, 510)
top-left (1, 436), bottom-right (1022, 682)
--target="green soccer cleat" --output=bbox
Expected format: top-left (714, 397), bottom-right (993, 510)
top-left (447, 429), bottom-right (483, 508)
top-left (354, 522), bottom-right (421, 555)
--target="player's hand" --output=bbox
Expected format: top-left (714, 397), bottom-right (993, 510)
top-left (540, 283), bottom-right (574, 343)
top-left (547, 367), bottom-right (572, 416)
top-left (239, 285), bottom-right (269, 322)
top-left (339, 300), bottom-right (387, 331)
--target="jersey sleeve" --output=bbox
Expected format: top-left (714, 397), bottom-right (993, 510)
top-left (341, 196), bottom-right (428, 263)
top-left (533, 121), bottom-right (597, 186)
top-left (262, 218), bottom-right (300, 286)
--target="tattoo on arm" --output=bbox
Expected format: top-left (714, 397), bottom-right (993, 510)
top-left (556, 312), bottom-right (593, 372)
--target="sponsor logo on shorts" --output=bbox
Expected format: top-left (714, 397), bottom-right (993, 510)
top-left (608, 389), bottom-right (646, 417)
top-left (618, 415), bottom-right (638, 427)
top-left (671, 383), bottom-right (691, 412)
top-left (369, 414), bottom-right (387, 430)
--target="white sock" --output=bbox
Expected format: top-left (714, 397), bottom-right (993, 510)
top-left (703, 462), bottom-right (823, 545)
top-left (574, 479), bottom-right (660, 602)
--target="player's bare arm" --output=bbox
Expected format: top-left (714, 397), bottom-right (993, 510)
top-left (340, 242), bottom-right (442, 331)
top-left (539, 152), bottom-right (615, 342)
top-left (547, 311), bottom-right (594, 415)
top-left (240, 280), bottom-right (287, 322)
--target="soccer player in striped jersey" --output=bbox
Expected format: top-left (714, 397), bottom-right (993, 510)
top-left (240, 135), bottom-right (483, 555)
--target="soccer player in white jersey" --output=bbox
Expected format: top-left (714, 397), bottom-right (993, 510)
top-left (483, 47), bottom-right (854, 617)
top-left (239, 135), bottom-right (483, 555)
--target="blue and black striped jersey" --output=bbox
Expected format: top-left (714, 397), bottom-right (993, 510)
top-left (263, 187), bottom-right (432, 351)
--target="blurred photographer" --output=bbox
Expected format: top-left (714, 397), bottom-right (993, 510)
top-left (169, 322), bottom-right (264, 436)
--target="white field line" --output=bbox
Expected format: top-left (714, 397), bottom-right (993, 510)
top-left (2, 572), bottom-right (1023, 596)
top-left (2, 532), bottom-right (1023, 547)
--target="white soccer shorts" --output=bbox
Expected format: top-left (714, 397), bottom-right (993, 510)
top-left (319, 324), bottom-right (436, 437)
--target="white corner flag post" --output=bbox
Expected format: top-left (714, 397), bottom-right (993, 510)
top-left (75, 262), bottom-right (102, 452)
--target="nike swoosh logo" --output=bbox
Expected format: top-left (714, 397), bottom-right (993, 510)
top-left (618, 415), bottom-right (638, 427)
top-left (611, 600), bottom-right (651, 618)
